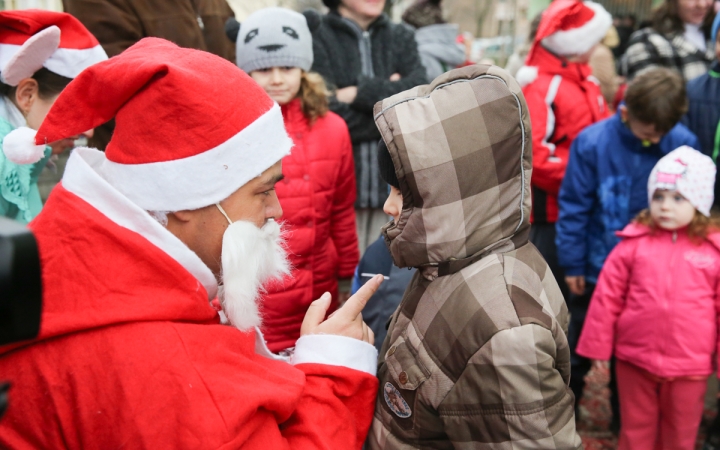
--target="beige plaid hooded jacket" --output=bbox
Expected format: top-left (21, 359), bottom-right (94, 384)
top-left (367, 65), bottom-right (581, 449)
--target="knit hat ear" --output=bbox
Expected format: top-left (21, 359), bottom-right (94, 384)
top-left (648, 146), bottom-right (716, 217)
top-left (225, 17), bottom-right (240, 43)
top-left (3, 37), bottom-right (292, 212)
top-left (302, 9), bottom-right (321, 33)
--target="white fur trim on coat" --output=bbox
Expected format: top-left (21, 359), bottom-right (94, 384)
top-left (515, 65), bottom-right (538, 87)
top-left (292, 334), bottom-right (378, 375)
top-left (541, 1), bottom-right (612, 57)
top-left (99, 102), bottom-right (293, 212)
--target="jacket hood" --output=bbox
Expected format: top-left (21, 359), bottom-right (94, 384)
top-left (374, 64), bottom-right (532, 276)
top-left (414, 23), bottom-right (459, 45)
top-left (414, 24), bottom-right (466, 66)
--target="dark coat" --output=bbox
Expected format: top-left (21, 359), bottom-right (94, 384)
top-left (311, 12), bottom-right (427, 208)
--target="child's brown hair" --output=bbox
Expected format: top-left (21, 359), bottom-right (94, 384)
top-left (624, 67), bottom-right (687, 134)
top-left (298, 71), bottom-right (329, 124)
top-left (633, 208), bottom-right (720, 243)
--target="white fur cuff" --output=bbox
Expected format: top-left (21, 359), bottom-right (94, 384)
top-left (292, 334), bottom-right (378, 376)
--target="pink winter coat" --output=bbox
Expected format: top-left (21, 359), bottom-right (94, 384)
top-left (577, 222), bottom-right (720, 378)
top-left (260, 99), bottom-right (359, 353)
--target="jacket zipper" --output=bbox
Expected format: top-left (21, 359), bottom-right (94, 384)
top-left (661, 231), bottom-right (678, 370)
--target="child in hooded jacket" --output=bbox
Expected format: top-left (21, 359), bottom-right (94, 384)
top-left (233, 8), bottom-right (359, 353)
top-left (577, 146), bottom-right (720, 450)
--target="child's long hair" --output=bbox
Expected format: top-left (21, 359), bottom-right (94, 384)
top-left (633, 208), bottom-right (720, 243)
top-left (298, 71), bottom-right (329, 124)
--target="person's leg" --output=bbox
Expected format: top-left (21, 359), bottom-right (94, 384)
top-left (369, 208), bottom-right (390, 244)
top-left (609, 356), bottom-right (621, 435)
top-left (355, 208), bottom-right (370, 255)
top-left (616, 359), bottom-right (660, 450)
top-left (529, 222), bottom-right (569, 299)
top-left (567, 283), bottom-right (593, 413)
top-left (659, 377), bottom-right (707, 450)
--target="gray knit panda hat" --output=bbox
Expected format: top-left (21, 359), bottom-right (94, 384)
top-left (235, 8), bottom-right (314, 73)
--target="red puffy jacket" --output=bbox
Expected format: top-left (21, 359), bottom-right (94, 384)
top-left (520, 45), bottom-right (609, 223)
top-left (261, 99), bottom-right (360, 352)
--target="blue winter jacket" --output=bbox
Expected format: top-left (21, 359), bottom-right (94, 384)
top-left (684, 61), bottom-right (720, 206)
top-left (685, 61), bottom-right (720, 159)
top-left (351, 236), bottom-right (415, 352)
top-left (556, 112), bottom-right (698, 283)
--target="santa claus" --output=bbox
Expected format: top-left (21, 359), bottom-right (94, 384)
top-left (0, 37), bottom-right (381, 448)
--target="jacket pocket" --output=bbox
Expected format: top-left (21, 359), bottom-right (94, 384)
top-left (379, 335), bottom-right (430, 431)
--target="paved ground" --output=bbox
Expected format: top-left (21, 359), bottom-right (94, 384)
top-left (578, 364), bottom-right (715, 449)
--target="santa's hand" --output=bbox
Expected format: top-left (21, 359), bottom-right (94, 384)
top-left (300, 274), bottom-right (383, 344)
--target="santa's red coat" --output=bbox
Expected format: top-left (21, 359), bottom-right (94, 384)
top-left (0, 150), bottom-right (378, 449)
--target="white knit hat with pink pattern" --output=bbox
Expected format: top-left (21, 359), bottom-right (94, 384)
top-left (648, 146), bottom-right (716, 217)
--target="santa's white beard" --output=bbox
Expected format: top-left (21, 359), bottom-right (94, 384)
top-left (217, 219), bottom-right (290, 331)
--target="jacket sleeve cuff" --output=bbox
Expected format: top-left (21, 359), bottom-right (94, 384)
top-left (291, 334), bottom-right (378, 376)
top-left (563, 266), bottom-right (585, 277)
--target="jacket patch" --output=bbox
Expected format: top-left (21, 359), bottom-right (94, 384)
top-left (383, 382), bottom-right (412, 418)
top-left (684, 250), bottom-right (716, 269)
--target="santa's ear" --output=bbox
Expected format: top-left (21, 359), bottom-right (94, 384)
top-left (225, 17), bottom-right (240, 43)
top-left (302, 9), bottom-right (321, 33)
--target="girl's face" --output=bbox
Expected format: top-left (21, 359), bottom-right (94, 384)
top-left (383, 186), bottom-right (403, 224)
top-left (650, 189), bottom-right (697, 230)
top-left (249, 67), bottom-right (302, 106)
top-left (677, 0), bottom-right (713, 26)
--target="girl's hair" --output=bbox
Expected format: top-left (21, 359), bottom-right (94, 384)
top-left (651, 0), bottom-right (714, 37)
top-left (634, 208), bottom-right (720, 242)
top-left (298, 71), bottom-right (329, 124)
top-left (0, 68), bottom-right (72, 101)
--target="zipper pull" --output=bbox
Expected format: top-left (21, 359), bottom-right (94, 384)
top-left (363, 31), bottom-right (370, 39)
top-left (672, 230), bottom-right (677, 243)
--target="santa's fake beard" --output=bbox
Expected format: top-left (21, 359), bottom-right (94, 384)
top-left (217, 219), bottom-right (290, 331)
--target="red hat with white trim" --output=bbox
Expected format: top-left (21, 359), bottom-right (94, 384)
top-left (516, 0), bottom-right (611, 86)
top-left (3, 37), bottom-right (293, 212)
top-left (0, 9), bottom-right (107, 86)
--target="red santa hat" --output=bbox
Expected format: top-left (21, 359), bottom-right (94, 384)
top-left (516, 0), bottom-right (611, 87)
top-left (2, 37), bottom-right (293, 212)
top-left (0, 9), bottom-right (107, 86)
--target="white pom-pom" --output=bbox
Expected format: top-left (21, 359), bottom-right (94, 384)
top-left (515, 66), bottom-right (539, 88)
top-left (3, 126), bottom-right (45, 165)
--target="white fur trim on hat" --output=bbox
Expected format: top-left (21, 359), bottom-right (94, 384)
top-left (1, 26), bottom-right (60, 86)
top-left (542, 1), bottom-right (612, 56)
top-left (97, 102), bottom-right (293, 212)
top-left (648, 146), bottom-right (716, 217)
top-left (3, 126), bottom-right (46, 164)
top-left (515, 65), bottom-right (538, 87)
top-left (0, 42), bottom-right (106, 81)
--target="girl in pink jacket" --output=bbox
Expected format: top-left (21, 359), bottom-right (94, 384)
top-left (577, 146), bottom-right (720, 450)
top-left (232, 8), bottom-right (359, 352)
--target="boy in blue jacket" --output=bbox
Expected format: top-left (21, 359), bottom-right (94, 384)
top-left (556, 67), bottom-right (698, 427)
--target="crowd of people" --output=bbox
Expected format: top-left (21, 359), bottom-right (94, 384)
top-left (1, 0), bottom-right (720, 448)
